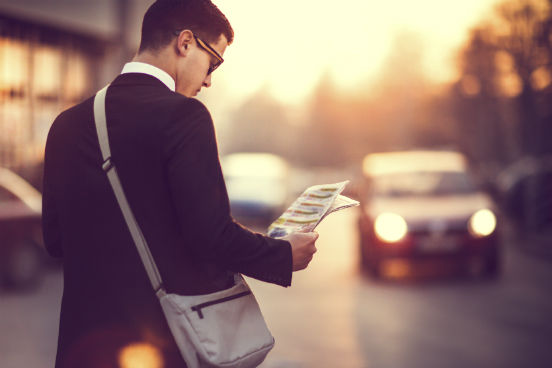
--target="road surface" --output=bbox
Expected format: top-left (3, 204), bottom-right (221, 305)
top-left (1, 209), bottom-right (551, 368)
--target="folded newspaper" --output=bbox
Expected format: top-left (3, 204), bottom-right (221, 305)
top-left (268, 181), bottom-right (359, 238)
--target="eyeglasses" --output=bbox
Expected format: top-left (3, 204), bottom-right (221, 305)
top-left (173, 31), bottom-right (224, 75)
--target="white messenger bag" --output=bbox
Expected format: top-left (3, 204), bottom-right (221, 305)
top-left (93, 86), bottom-right (275, 368)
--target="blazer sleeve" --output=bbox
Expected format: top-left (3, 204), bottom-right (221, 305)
top-left (42, 119), bottom-right (63, 258)
top-left (163, 98), bottom-right (292, 287)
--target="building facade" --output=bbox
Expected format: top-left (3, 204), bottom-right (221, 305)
top-left (0, 0), bottom-right (151, 182)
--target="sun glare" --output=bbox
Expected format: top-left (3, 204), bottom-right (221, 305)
top-left (213, 0), bottom-right (503, 104)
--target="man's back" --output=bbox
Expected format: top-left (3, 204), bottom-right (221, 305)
top-left (41, 1), bottom-right (321, 366)
top-left (43, 73), bottom-right (292, 367)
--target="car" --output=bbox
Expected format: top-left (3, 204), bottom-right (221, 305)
top-left (221, 153), bottom-right (291, 227)
top-left (0, 167), bottom-right (44, 288)
top-left (357, 150), bottom-right (500, 279)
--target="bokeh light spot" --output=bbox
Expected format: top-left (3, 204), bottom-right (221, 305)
top-left (494, 51), bottom-right (515, 73)
top-left (530, 67), bottom-right (551, 91)
top-left (118, 343), bottom-right (164, 368)
top-left (460, 75), bottom-right (481, 96)
top-left (496, 72), bottom-right (522, 97)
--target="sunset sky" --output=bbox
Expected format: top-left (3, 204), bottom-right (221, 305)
top-left (206, 0), bottom-right (504, 106)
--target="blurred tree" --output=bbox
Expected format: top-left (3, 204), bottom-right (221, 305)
top-left (225, 88), bottom-right (299, 161)
top-left (452, 0), bottom-right (552, 238)
top-left (301, 72), bottom-right (345, 166)
top-left (453, 26), bottom-right (508, 165)
top-left (535, 0), bottom-right (552, 155)
top-left (371, 31), bottom-right (428, 150)
top-left (301, 31), bottom-right (436, 167)
top-left (453, 0), bottom-right (551, 162)
top-left (494, 0), bottom-right (551, 155)
top-left (411, 90), bottom-right (459, 151)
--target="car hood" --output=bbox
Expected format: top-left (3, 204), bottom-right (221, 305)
top-left (367, 193), bottom-right (495, 223)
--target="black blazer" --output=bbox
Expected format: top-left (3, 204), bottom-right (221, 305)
top-left (42, 73), bottom-right (292, 368)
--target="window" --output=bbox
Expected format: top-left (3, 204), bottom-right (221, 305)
top-left (0, 16), bottom-right (104, 169)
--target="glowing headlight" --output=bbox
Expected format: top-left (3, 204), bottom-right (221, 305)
top-left (468, 209), bottom-right (497, 237)
top-left (374, 213), bottom-right (408, 243)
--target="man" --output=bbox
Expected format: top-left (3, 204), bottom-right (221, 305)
top-left (42, 0), bottom-right (318, 367)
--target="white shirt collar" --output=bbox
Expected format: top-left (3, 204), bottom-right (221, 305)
top-left (121, 62), bottom-right (176, 92)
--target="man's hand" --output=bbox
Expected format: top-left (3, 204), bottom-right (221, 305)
top-left (282, 231), bottom-right (319, 271)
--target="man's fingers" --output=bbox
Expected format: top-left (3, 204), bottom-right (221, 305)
top-left (307, 231), bottom-right (319, 240)
top-left (299, 255), bottom-right (314, 270)
top-left (295, 230), bottom-right (319, 239)
top-left (293, 250), bottom-right (315, 271)
top-left (288, 230), bottom-right (320, 271)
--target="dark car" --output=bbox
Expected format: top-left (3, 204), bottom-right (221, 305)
top-left (0, 167), bottom-right (44, 288)
top-left (357, 151), bottom-right (500, 279)
top-left (496, 156), bottom-right (552, 235)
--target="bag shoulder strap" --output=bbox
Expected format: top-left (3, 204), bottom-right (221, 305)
top-left (93, 85), bottom-right (166, 298)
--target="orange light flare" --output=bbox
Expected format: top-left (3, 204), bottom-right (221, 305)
top-left (118, 343), bottom-right (164, 368)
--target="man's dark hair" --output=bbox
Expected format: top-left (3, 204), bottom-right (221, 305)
top-left (138, 0), bottom-right (234, 53)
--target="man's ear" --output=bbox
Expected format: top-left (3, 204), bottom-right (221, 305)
top-left (175, 29), bottom-right (194, 56)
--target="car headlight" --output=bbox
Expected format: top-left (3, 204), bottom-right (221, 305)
top-left (468, 209), bottom-right (496, 238)
top-left (374, 213), bottom-right (408, 243)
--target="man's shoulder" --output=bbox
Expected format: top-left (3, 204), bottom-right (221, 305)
top-left (165, 94), bottom-right (211, 120)
top-left (49, 96), bottom-right (95, 135)
top-left (109, 74), bottom-right (209, 119)
top-left (161, 96), bottom-right (217, 157)
top-left (111, 83), bottom-right (212, 126)
top-left (60, 95), bottom-right (94, 117)
top-left (160, 95), bottom-right (213, 132)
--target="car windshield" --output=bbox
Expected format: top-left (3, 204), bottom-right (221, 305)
top-left (372, 171), bottom-right (477, 197)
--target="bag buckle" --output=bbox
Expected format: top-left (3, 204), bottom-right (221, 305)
top-left (155, 287), bottom-right (166, 299)
top-left (102, 157), bottom-right (114, 172)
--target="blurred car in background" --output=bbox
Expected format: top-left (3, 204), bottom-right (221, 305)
top-left (357, 150), bottom-right (500, 279)
top-left (221, 153), bottom-right (291, 227)
top-left (0, 167), bottom-right (44, 289)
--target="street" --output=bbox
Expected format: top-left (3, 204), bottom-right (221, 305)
top-left (2, 209), bottom-right (552, 368)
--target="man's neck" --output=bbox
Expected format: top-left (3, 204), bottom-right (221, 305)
top-left (132, 50), bottom-right (176, 81)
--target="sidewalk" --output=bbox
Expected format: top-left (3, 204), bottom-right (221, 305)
top-left (523, 230), bottom-right (552, 260)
